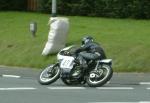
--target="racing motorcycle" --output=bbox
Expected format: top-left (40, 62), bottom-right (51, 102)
top-left (38, 45), bottom-right (113, 87)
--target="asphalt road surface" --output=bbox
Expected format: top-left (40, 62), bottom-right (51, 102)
top-left (0, 66), bottom-right (150, 103)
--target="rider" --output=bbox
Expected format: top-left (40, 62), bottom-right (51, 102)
top-left (75, 36), bottom-right (106, 69)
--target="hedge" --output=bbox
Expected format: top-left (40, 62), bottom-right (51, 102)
top-left (0, 0), bottom-right (27, 11)
top-left (0, 0), bottom-right (150, 19)
top-left (37, 0), bottom-right (150, 19)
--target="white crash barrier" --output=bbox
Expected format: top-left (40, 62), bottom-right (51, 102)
top-left (42, 17), bottom-right (69, 55)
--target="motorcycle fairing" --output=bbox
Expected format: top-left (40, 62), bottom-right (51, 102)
top-left (60, 56), bottom-right (75, 69)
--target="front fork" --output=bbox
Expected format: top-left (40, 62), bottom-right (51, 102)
top-left (94, 61), bottom-right (100, 70)
top-left (47, 63), bottom-right (59, 73)
top-left (92, 61), bottom-right (104, 78)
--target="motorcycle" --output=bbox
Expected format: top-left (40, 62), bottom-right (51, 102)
top-left (38, 45), bottom-right (113, 87)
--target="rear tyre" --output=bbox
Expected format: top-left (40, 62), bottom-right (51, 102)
top-left (38, 65), bottom-right (60, 85)
top-left (86, 64), bottom-right (113, 87)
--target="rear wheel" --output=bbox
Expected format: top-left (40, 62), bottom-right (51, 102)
top-left (86, 64), bottom-right (113, 87)
top-left (38, 65), bottom-right (60, 85)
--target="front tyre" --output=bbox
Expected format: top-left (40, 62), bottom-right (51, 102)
top-left (86, 64), bottom-right (113, 87)
top-left (38, 64), bottom-right (60, 85)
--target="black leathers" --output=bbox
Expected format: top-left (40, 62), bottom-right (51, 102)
top-left (75, 42), bottom-right (106, 61)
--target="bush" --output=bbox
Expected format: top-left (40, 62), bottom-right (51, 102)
top-left (37, 0), bottom-right (51, 13)
top-left (0, 0), bottom-right (150, 19)
top-left (131, 0), bottom-right (150, 19)
top-left (0, 0), bottom-right (27, 11)
top-left (56, 0), bottom-right (150, 19)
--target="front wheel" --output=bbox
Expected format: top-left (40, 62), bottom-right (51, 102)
top-left (38, 64), bottom-right (60, 85)
top-left (86, 64), bottom-right (113, 87)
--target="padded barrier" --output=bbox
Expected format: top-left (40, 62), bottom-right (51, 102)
top-left (42, 17), bottom-right (69, 55)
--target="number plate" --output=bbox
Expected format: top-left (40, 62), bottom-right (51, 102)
top-left (60, 56), bottom-right (75, 69)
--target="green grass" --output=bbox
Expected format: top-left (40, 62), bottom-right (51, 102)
top-left (0, 11), bottom-right (150, 72)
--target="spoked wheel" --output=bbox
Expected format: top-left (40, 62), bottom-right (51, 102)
top-left (38, 64), bottom-right (60, 85)
top-left (86, 64), bottom-right (113, 87)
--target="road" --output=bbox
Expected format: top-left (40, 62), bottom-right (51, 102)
top-left (0, 66), bottom-right (150, 103)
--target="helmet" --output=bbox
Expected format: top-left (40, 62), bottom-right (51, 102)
top-left (82, 36), bottom-right (93, 45)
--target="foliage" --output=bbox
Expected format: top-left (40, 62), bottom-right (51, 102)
top-left (37, 0), bottom-right (150, 19)
top-left (0, 0), bottom-right (150, 19)
top-left (0, 0), bottom-right (27, 11)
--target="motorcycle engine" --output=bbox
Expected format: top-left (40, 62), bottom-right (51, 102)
top-left (71, 66), bottom-right (82, 78)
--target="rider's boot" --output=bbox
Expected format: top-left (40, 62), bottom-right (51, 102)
top-left (79, 59), bottom-right (88, 70)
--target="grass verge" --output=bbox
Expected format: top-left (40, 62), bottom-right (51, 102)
top-left (0, 11), bottom-right (150, 72)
